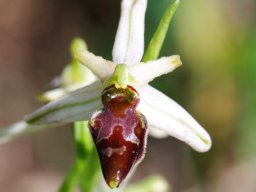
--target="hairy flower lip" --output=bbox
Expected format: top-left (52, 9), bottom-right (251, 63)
top-left (89, 84), bottom-right (148, 188)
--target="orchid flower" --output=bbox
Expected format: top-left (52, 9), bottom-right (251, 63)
top-left (0, 0), bottom-right (211, 189)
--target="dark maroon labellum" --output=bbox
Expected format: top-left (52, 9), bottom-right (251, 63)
top-left (89, 85), bottom-right (148, 188)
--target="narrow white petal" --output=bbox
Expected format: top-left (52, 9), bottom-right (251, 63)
top-left (0, 121), bottom-right (59, 144)
top-left (139, 85), bottom-right (212, 152)
top-left (75, 50), bottom-right (116, 81)
top-left (25, 81), bottom-right (103, 125)
top-left (112, 0), bottom-right (147, 65)
top-left (129, 55), bottom-right (182, 86)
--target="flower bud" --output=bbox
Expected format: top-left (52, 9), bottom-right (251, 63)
top-left (89, 85), bottom-right (147, 188)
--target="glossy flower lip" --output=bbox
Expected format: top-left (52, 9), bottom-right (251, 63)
top-left (89, 85), bottom-right (147, 188)
top-left (0, 0), bottom-right (211, 157)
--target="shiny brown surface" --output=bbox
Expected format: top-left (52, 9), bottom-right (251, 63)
top-left (89, 85), bottom-right (147, 188)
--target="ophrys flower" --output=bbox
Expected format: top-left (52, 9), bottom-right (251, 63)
top-left (0, 0), bottom-right (211, 189)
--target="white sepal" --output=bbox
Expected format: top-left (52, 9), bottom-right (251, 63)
top-left (25, 82), bottom-right (103, 125)
top-left (148, 126), bottom-right (169, 138)
top-left (139, 85), bottom-right (212, 152)
top-left (112, 0), bottom-right (147, 65)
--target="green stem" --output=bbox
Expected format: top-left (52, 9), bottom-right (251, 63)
top-left (75, 122), bottom-right (100, 192)
top-left (59, 121), bottom-right (98, 192)
top-left (74, 121), bottom-right (93, 161)
top-left (143, 0), bottom-right (180, 62)
top-left (79, 148), bottom-right (100, 192)
top-left (59, 163), bottom-right (81, 192)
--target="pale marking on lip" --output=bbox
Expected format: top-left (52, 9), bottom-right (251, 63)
top-left (103, 146), bottom-right (127, 157)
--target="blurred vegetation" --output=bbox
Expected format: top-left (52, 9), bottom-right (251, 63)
top-left (145, 0), bottom-right (256, 191)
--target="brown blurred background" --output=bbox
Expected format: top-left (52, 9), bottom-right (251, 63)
top-left (1, 0), bottom-right (256, 191)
